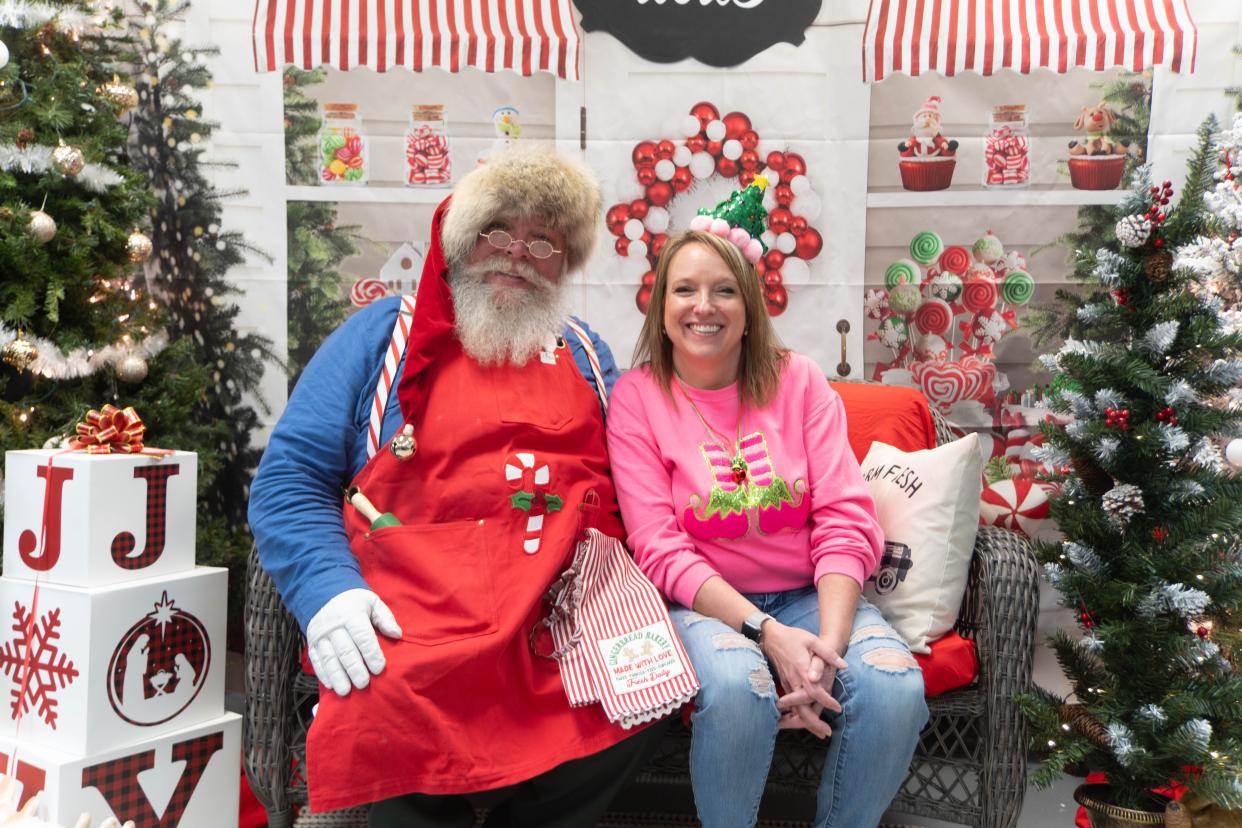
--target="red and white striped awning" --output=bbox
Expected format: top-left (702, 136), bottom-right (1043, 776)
top-left (862, 0), bottom-right (1197, 82)
top-left (252, 0), bottom-right (581, 80)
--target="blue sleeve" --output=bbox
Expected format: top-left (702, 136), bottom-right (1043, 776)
top-left (247, 297), bottom-right (403, 632)
top-left (564, 317), bottom-right (620, 418)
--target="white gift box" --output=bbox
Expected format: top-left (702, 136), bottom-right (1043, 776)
top-left (3, 450), bottom-right (198, 588)
top-left (0, 568), bottom-right (226, 756)
top-left (0, 712), bottom-right (239, 828)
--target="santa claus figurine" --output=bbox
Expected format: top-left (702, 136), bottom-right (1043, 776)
top-left (898, 96), bottom-right (959, 158)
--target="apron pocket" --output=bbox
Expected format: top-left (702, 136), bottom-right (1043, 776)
top-left (362, 520), bottom-right (498, 646)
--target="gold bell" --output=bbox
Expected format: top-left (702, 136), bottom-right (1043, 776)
top-left (390, 424), bottom-right (417, 460)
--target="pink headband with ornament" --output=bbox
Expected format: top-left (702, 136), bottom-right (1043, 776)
top-left (687, 175), bottom-right (770, 264)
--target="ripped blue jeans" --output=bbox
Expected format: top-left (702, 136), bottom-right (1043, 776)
top-left (670, 587), bottom-right (928, 828)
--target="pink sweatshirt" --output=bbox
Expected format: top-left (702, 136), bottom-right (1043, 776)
top-left (607, 353), bottom-right (884, 610)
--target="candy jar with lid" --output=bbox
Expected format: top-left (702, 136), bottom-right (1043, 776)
top-left (405, 104), bottom-right (451, 187)
top-left (983, 104), bottom-right (1030, 188)
top-left (318, 103), bottom-right (368, 185)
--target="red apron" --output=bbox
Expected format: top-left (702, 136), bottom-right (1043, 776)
top-left (305, 332), bottom-right (634, 811)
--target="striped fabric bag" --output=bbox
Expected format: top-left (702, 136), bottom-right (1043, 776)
top-left (546, 529), bottom-right (699, 729)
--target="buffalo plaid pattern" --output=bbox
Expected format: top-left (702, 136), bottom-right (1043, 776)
top-left (143, 604), bottom-right (208, 701)
top-left (81, 730), bottom-right (223, 827)
top-left (110, 464), bottom-right (179, 569)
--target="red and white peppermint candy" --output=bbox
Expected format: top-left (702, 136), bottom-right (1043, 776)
top-left (350, 277), bottom-right (388, 307)
top-left (979, 477), bottom-right (1050, 538)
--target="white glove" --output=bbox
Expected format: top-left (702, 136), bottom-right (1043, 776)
top-left (306, 589), bottom-right (403, 697)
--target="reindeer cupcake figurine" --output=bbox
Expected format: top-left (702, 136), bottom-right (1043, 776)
top-left (1067, 101), bottom-right (1142, 190)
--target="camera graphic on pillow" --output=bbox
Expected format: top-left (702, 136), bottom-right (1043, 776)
top-left (870, 541), bottom-right (913, 595)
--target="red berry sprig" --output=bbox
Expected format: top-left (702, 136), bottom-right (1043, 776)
top-left (1155, 406), bottom-right (1179, 426)
top-left (1146, 180), bottom-right (1174, 248)
top-left (1104, 407), bottom-right (1131, 431)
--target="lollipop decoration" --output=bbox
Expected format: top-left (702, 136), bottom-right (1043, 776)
top-left (909, 230), bottom-right (944, 264)
top-left (608, 101), bottom-right (825, 317)
top-left (884, 259), bottom-right (920, 290)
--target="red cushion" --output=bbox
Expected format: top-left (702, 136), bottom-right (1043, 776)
top-left (828, 382), bottom-right (937, 463)
top-left (914, 631), bottom-right (978, 697)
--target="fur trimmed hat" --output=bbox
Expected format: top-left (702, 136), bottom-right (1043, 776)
top-left (440, 146), bottom-right (601, 272)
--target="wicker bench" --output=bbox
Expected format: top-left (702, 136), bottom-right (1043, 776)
top-left (243, 409), bottom-right (1040, 828)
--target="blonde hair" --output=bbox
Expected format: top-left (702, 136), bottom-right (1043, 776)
top-left (633, 230), bottom-right (787, 406)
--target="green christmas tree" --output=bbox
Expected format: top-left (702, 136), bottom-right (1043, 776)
top-left (1021, 121), bottom-right (1242, 810)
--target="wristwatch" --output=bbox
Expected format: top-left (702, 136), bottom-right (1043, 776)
top-left (740, 611), bottom-right (774, 645)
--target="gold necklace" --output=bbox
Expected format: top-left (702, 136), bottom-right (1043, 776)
top-left (674, 374), bottom-right (748, 485)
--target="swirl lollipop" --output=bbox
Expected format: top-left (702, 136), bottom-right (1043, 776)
top-left (929, 271), bottom-right (963, 302)
top-left (909, 231), bottom-right (944, 265)
top-left (938, 245), bottom-right (972, 275)
top-left (1002, 270), bottom-right (1035, 305)
top-left (962, 277), bottom-right (998, 313)
top-left (864, 288), bottom-right (890, 320)
top-left (913, 299), bottom-right (953, 335)
top-left (884, 258), bottom-right (921, 290)
top-left (888, 282), bottom-right (922, 314)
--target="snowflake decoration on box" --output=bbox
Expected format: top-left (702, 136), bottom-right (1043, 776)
top-left (0, 602), bottom-right (79, 729)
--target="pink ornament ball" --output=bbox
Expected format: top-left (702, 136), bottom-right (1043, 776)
top-left (743, 239), bottom-right (764, 263)
top-left (729, 227), bottom-right (751, 246)
top-left (709, 218), bottom-right (731, 236)
top-left (689, 215), bottom-right (712, 232)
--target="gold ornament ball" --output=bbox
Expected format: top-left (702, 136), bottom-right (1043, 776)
top-left (102, 80), bottom-right (139, 113)
top-left (28, 210), bottom-right (56, 243)
top-left (127, 230), bottom-right (153, 262)
top-left (1, 338), bottom-right (38, 372)
top-left (115, 353), bottom-right (148, 384)
top-left (51, 142), bottom-right (85, 176)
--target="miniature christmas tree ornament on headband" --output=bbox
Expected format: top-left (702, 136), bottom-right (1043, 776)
top-left (688, 175), bottom-right (770, 264)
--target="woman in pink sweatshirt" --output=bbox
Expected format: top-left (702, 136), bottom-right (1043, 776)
top-left (606, 229), bottom-right (927, 828)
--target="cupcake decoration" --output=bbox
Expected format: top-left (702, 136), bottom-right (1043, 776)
top-left (897, 96), bottom-right (958, 191)
top-left (1067, 101), bottom-right (1142, 190)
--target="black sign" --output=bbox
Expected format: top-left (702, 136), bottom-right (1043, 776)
top-left (574, 0), bottom-right (822, 68)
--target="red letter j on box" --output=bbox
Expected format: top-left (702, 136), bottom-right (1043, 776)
top-left (111, 464), bottom-right (180, 569)
top-left (18, 465), bottom-right (75, 571)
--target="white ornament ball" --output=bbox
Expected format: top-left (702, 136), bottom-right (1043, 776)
top-left (1226, 438), bottom-right (1242, 469)
top-left (789, 174), bottom-right (811, 196)
top-left (762, 188), bottom-right (777, 211)
top-left (722, 139), bottom-right (743, 161)
top-left (628, 239), bottom-right (648, 259)
top-left (115, 353), bottom-right (149, 384)
top-left (655, 159), bottom-right (676, 182)
top-left (0, 39), bottom-right (8, 70)
top-left (28, 210), bottom-right (56, 243)
top-left (795, 192), bottom-right (823, 222)
top-left (644, 206), bottom-right (670, 234)
top-left (781, 257), bottom-right (811, 285)
top-left (681, 115), bottom-right (703, 138)
top-left (615, 176), bottom-right (645, 203)
top-left (689, 152), bottom-right (715, 180)
top-left (623, 218), bottom-right (645, 241)
top-left (776, 232), bottom-right (797, 254)
top-left (761, 231), bottom-right (776, 250)
top-left (705, 120), bottom-right (727, 142)
top-left (673, 145), bottom-right (692, 167)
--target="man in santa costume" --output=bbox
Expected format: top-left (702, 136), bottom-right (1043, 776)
top-left (249, 147), bottom-right (673, 826)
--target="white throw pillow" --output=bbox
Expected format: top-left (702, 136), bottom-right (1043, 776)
top-left (859, 435), bottom-right (982, 654)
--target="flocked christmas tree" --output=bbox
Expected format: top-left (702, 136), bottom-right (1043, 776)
top-left (1021, 120), bottom-right (1242, 810)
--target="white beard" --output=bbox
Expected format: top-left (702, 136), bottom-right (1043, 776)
top-left (449, 256), bottom-right (568, 366)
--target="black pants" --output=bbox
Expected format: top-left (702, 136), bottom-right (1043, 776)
top-left (369, 718), bottom-right (668, 828)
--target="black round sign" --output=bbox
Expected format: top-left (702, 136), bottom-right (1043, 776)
top-left (574, 0), bottom-right (823, 68)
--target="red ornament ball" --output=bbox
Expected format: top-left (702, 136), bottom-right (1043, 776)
top-left (739, 170), bottom-right (755, 187)
top-left (791, 216), bottom-right (808, 234)
top-left (632, 141), bottom-right (657, 168)
top-left (636, 284), bottom-right (653, 313)
top-left (764, 284), bottom-right (788, 316)
top-left (656, 139), bottom-right (676, 160)
top-left (766, 151), bottom-right (786, 170)
top-left (706, 140), bottom-right (724, 158)
top-left (768, 207), bottom-right (793, 233)
top-left (605, 204), bottom-right (630, 236)
top-left (739, 130), bottom-right (759, 151)
top-left (763, 270), bottom-right (783, 287)
top-left (686, 135), bottom-right (707, 153)
top-left (629, 200), bottom-right (649, 220)
top-left (722, 111), bottom-right (752, 141)
top-left (641, 270), bottom-right (656, 287)
top-left (637, 166), bottom-right (657, 186)
top-left (689, 101), bottom-right (720, 130)
top-left (615, 237), bottom-right (630, 256)
top-left (775, 184), bottom-right (795, 207)
top-left (739, 149), bottom-right (760, 172)
top-left (781, 152), bottom-right (807, 183)
top-left (795, 227), bottom-right (823, 259)
top-left (765, 250), bottom-right (786, 270)
top-left (646, 181), bottom-right (673, 207)
top-left (651, 234), bottom-right (669, 259)
top-left (716, 157), bottom-right (739, 178)
top-left (672, 167), bottom-right (693, 191)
